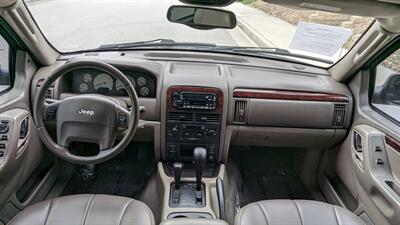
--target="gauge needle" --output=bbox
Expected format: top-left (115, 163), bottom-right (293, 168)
top-left (94, 82), bottom-right (106, 87)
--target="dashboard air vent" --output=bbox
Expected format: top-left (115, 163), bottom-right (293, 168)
top-left (45, 89), bottom-right (53, 99)
top-left (332, 104), bottom-right (347, 127)
top-left (169, 112), bottom-right (193, 121)
top-left (234, 100), bottom-right (247, 124)
top-left (196, 114), bottom-right (220, 123)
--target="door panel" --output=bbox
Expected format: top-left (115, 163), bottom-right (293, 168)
top-left (0, 51), bottom-right (52, 224)
top-left (350, 125), bottom-right (400, 224)
top-left (334, 47), bottom-right (400, 224)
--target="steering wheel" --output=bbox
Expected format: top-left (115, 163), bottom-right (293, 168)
top-left (33, 60), bottom-right (140, 164)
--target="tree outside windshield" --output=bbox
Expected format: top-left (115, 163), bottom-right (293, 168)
top-left (24, 0), bottom-right (373, 66)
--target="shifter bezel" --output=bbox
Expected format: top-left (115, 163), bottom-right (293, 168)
top-left (169, 182), bottom-right (206, 208)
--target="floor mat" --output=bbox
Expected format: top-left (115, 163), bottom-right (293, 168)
top-left (239, 168), bottom-right (314, 206)
top-left (62, 143), bottom-right (155, 199)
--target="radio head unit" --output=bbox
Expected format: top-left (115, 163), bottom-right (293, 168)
top-left (172, 91), bottom-right (217, 110)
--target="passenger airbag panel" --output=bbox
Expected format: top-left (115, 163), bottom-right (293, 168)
top-left (248, 99), bottom-right (335, 129)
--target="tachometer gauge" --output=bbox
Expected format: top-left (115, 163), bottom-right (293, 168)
top-left (140, 87), bottom-right (150, 97)
top-left (93, 73), bottom-right (113, 93)
top-left (79, 83), bottom-right (89, 92)
top-left (128, 76), bottom-right (136, 87)
top-left (83, 73), bottom-right (93, 83)
top-left (137, 76), bottom-right (147, 87)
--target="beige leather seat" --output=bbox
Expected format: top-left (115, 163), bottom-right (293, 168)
top-left (8, 194), bottom-right (155, 225)
top-left (235, 200), bottom-right (365, 225)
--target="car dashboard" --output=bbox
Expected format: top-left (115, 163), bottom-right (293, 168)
top-left (31, 50), bottom-right (353, 163)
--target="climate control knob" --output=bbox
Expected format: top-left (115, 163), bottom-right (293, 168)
top-left (171, 126), bottom-right (180, 135)
top-left (207, 129), bottom-right (217, 137)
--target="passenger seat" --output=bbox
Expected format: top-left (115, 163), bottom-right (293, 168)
top-left (235, 200), bottom-right (365, 225)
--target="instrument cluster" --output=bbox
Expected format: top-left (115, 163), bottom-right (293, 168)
top-left (71, 68), bottom-right (156, 97)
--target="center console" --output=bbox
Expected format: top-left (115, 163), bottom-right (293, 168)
top-left (160, 86), bottom-right (226, 222)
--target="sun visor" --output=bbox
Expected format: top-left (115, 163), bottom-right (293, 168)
top-left (0, 0), bottom-right (17, 8)
top-left (264, 0), bottom-right (400, 18)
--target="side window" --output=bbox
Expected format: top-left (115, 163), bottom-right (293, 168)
top-left (0, 35), bottom-right (10, 93)
top-left (371, 48), bottom-right (400, 122)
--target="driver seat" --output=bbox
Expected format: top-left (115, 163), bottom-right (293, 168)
top-left (8, 194), bottom-right (155, 225)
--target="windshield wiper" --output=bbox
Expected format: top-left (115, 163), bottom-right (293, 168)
top-left (97, 39), bottom-right (175, 50)
top-left (95, 39), bottom-right (216, 51)
top-left (214, 46), bottom-right (333, 64)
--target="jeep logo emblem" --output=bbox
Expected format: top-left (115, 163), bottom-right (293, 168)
top-left (78, 108), bottom-right (94, 116)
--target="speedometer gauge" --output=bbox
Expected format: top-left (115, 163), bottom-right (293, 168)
top-left (93, 73), bottom-right (113, 92)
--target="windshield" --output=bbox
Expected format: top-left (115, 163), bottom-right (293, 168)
top-left (24, 0), bottom-right (373, 66)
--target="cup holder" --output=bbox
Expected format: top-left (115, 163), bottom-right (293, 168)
top-left (167, 212), bottom-right (213, 219)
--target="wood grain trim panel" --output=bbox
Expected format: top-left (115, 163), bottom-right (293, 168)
top-left (166, 86), bottom-right (224, 112)
top-left (233, 89), bottom-right (349, 102)
top-left (385, 135), bottom-right (400, 153)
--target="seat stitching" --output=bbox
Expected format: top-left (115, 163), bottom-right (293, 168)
top-left (118, 199), bottom-right (134, 225)
top-left (82, 195), bottom-right (95, 225)
top-left (256, 203), bottom-right (270, 225)
top-left (43, 199), bottom-right (54, 225)
top-left (333, 206), bottom-right (340, 225)
top-left (293, 200), bottom-right (304, 225)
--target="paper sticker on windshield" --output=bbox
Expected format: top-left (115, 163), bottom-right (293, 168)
top-left (289, 22), bottom-right (352, 57)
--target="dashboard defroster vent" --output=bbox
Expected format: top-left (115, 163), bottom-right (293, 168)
top-left (196, 114), bottom-right (220, 123)
top-left (234, 100), bottom-right (247, 124)
top-left (169, 112), bottom-right (193, 121)
top-left (332, 104), bottom-right (347, 128)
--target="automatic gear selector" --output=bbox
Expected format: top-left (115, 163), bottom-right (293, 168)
top-left (169, 147), bottom-right (207, 208)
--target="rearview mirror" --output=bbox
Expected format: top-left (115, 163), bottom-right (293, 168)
top-left (179, 0), bottom-right (236, 7)
top-left (167, 5), bottom-right (236, 30)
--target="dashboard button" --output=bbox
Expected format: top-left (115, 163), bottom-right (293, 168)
top-left (45, 106), bottom-right (58, 120)
top-left (0, 124), bottom-right (9, 134)
top-left (172, 92), bottom-right (180, 99)
top-left (117, 113), bottom-right (128, 127)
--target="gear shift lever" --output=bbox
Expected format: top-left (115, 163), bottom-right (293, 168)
top-left (193, 147), bottom-right (207, 191)
top-left (173, 162), bottom-right (184, 189)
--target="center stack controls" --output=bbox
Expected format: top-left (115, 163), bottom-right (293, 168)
top-left (166, 86), bottom-right (223, 162)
